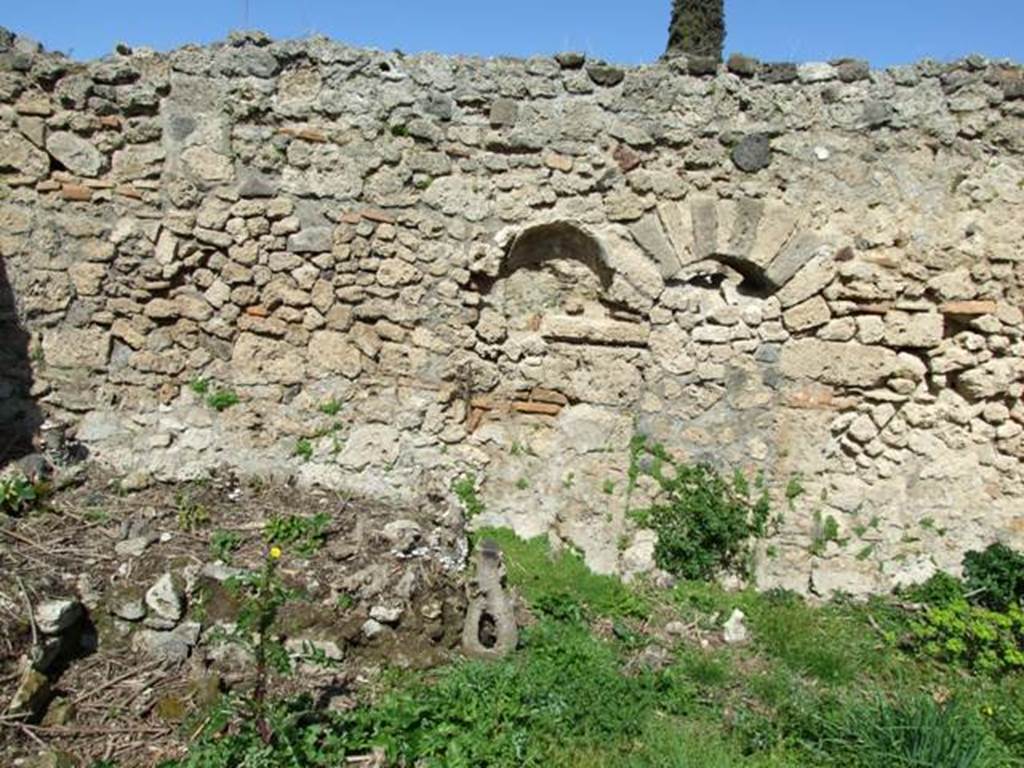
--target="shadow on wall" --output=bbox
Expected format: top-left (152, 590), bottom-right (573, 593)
top-left (0, 256), bottom-right (42, 463)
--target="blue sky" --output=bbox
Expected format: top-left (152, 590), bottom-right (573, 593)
top-left (2, 1), bottom-right (1022, 67)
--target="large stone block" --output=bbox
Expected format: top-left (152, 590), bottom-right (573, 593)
top-left (0, 132), bottom-right (50, 181)
top-left (629, 215), bottom-right (681, 278)
top-left (765, 233), bottom-right (825, 290)
top-left (42, 328), bottom-right (110, 369)
top-left (783, 296), bottom-right (830, 332)
top-left (45, 131), bottom-right (103, 177)
top-left (883, 311), bottom-right (944, 349)
top-left (231, 332), bottom-right (306, 385)
top-left (779, 339), bottom-right (901, 387)
top-left (308, 331), bottom-right (362, 378)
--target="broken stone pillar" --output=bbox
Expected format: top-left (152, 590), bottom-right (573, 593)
top-left (461, 539), bottom-right (518, 660)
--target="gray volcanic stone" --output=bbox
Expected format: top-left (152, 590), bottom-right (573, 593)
top-left (761, 62), bottom-right (798, 83)
top-left (238, 167), bottom-right (278, 198)
top-left (288, 227), bottom-right (333, 253)
top-left (835, 58), bottom-right (871, 82)
top-left (555, 51), bottom-right (585, 69)
top-left (489, 98), bottom-right (517, 128)
top-left (46, 131), bottom-right (103, 177)
top-left (687, 56), bottom-right (719, 76)
top-left (731, 134), bottom-right (772, 173)
top-left (132, 621), bottom-right (201, 662)
top-left (587, 63), bottom-right (625, 87)
top-left (111, 596), bottom-right (146, 622)
top-left (145, 573), bottom-right (184, 623)
top-left (862, 100), bottom-right (894, 127)
top-left (726, 53), bottom-right (760, 78)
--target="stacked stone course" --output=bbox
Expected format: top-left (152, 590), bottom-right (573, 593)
top-left (1, 27), bottom-right (1022, 594)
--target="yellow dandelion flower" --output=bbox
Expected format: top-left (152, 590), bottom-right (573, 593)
top-left (269, 546), bottom-right (282, 560)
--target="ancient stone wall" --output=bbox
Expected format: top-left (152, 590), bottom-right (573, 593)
top-left (1, 27), bottom-right (1023, 595)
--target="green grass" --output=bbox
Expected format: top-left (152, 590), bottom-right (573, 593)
top-left (475, 527), bottom-right (649, 621)
top-left (167, 528), bottom-right (1024, 768)
top-left (293, 439), bottom-right (313, 462)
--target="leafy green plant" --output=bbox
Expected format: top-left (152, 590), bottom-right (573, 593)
top-left (263, 512), bottom-right (330, 556)
top-left (903, 571), bottom-right (965, 607)
top-left (452, 472), bottom-right (484, 518)
top-left (911, 598), bottom-right (1024, 674)
top-left (191, 377), bottom-right (240, 411)
top-left (626, 435), bottom-right (776, 580)
top-left (335, 620), bottom-right (675, 766)
top-left (222, 547), bottom-right (295, 742)
top-left (335, 592), bottom-right (355, 611)
top-left (0, 472), bottom-right (42, 516)
top-left (206, 388), bottom-right (240, 412)
top-left (210, 530), bottom-right (243, 562)
top-left (747, 597), bottom-right (870, 684)
top-left (963, 543), bottom-right (1024, 612)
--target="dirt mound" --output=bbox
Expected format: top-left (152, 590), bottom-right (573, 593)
top-left (0, 465), bottom-right (470, 766)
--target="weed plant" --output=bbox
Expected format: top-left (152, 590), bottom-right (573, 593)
top-left (0, 472), bottom-right (42, 516)
top-left (263, 512), bottom-right (329, 556)
top-left (627, 434), bottom-right (777, 580)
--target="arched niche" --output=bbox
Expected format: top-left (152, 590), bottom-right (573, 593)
top-left (483, 222), bottom-right (617, 332)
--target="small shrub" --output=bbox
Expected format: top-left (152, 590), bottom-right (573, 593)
top-left (222, 547), bottom-right (295, 735)
top-left (335, 592), bottom-right (355, 611)
top-left (903, 571), bottom-right (965, 607)
top-left (626, 435), bottom-right (777, 580)
top-left (810, 512), bottom-right (841, 556)
top-left (452, 472), bottom-right (484, 518)
top-left (750, 599), bottom-right (865, 684)
top-left (334, 621), bottom-right (670, 766)
top-left (911, 598), bottom-right (1024, 674)
top-left (963, 543), bottom-right (1024, 612)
